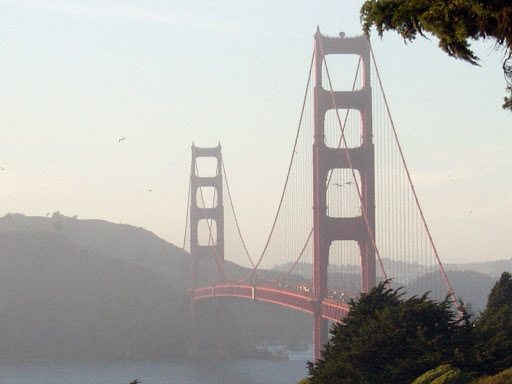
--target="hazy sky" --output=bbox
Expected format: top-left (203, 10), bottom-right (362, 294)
top-left (1, 0), bottom-right (510, 265)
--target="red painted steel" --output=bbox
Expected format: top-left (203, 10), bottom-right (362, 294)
top-left (191, 285), bottom-right (350, 323)
top-left (312, 29), bottom-right (375, 361)
top-left (189, 144), bottom-right (225, 352)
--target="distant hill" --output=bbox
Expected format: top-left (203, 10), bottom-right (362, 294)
top-left (274, 258), bottom-right (511, 284)
top-left (0, 231), bottom-right (189, 361)
top-left (0, 213), bottom-right (190, 288)
top-left (0, 214), bottom-right (312, 359)
top-left (445, 259), bottom-right (512, 278)
top-left (273, 258), bottom-right (511, 316)
top-left (406, 269), bottom-right (498, 315)
top-left (0, 213), bottom-right (255, 289)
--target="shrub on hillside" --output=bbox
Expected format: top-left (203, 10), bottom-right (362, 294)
top-left (430, 368), bottom-right (472, 384)
top-left (412, 365), bottom-right (472, 384)
top-left (412, 365), bottom-right (452, 384)
top-left (470, 368), bottom-right (512, 384)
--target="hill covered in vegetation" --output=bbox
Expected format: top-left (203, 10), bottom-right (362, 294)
top-left (0, 230), bottom-right (189, 361)
top-left (0, 213), bottom-right (312, 360)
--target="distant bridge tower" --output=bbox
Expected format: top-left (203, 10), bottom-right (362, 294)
top-left (312, 29), bottom-right (376, 360)
top-left (189, 144), bottom-right (225, 353)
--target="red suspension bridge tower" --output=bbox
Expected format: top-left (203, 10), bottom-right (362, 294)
top-left (312, 29), bottom-right (375, 359)
top-left (189, 144), bottom-right (225, 352)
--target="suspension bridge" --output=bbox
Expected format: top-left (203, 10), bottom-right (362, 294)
top-left (182, 28), bottom-right (457, 362)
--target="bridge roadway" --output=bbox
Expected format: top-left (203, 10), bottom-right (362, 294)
top-left (191, 284), bottom-right (350, 323)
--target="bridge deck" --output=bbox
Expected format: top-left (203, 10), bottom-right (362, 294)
top-left (192, 284), bottom-right (350, 323)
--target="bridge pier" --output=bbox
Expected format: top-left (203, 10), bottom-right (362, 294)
top-left (313, 301), bottom-right (329, 361)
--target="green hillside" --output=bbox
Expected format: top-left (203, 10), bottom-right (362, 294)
top-left (0, 231), bottom-right (189, 361)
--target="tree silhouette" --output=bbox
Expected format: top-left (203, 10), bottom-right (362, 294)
top-left (360, 0), bottom-right (512, 111)
top-left (475, 272), bottom-right (512, 375)
top-left (307, 282), bottom-right (474, 384)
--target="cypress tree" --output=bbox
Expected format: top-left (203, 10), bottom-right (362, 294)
top-left (307, 282), bottom-right (475, 384)
top-left (475, 272), bottom-right (512, 375)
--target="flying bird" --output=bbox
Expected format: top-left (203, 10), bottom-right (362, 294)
top-left (119, 137), bottom-right (126, 142)
top-left (129, 380), bottom-right (139, 384)
top-left (0, 167), bottom-right (5, 171)
top-left (147, 189), bottom-right (152, 192)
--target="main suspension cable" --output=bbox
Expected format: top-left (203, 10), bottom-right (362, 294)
top-left (369, 44), bottom-right (459, 310)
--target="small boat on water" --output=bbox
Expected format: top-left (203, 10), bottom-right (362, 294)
top-left (254, 346), bottom-right (290, 360)
top-left (270, 347), bottom-right (289, 360)
top-left (287, 342), bottom-right (309, 351)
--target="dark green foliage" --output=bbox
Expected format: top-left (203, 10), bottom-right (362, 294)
top-left (483, 271), bottom-right (512, 311)
top-left (474, 272), bottom-right (512, 375)
top-left (307, 282), bottom-right (475, 384)
top-left (360, 0), bottom-right (512, 111)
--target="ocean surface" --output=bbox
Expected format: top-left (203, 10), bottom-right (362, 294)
top-left (0, 347), bottom-right (313, 384)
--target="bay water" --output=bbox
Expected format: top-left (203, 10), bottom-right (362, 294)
top-left (0, 347), bottom-right (312, 384)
